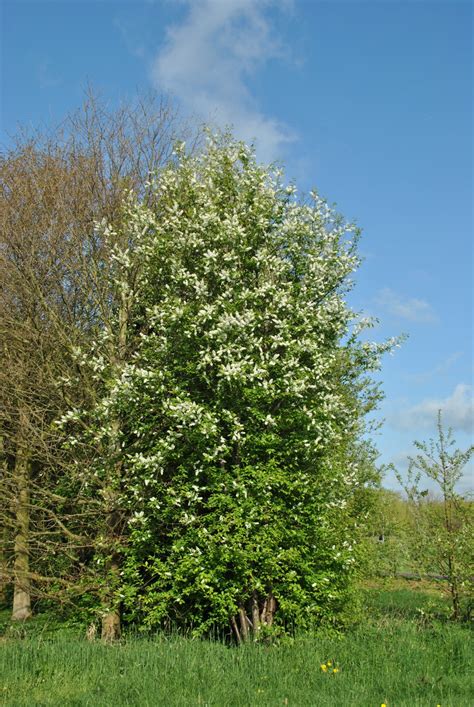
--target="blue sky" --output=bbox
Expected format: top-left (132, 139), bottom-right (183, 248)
top-left (2, 0), bottom-right (472, 491)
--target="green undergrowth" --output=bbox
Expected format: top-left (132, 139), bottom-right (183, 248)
top-left (0, 583), bottom-right (472, 706)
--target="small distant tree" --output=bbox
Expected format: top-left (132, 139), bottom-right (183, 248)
top-left (396, 411), bottom-right (474, 620)
top-left (363, 487), bottom-right (410, 577)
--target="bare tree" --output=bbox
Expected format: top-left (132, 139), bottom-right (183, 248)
top-left (0, 90), bottom-right (198, 636)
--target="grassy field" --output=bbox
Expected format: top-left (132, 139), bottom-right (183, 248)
top-left (0, 580), bottom-right (472, 706)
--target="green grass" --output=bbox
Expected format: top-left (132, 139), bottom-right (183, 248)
top-left (0, 582), bottom-right (472, 706)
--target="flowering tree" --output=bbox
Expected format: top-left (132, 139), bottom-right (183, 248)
top-left (67, 135), bottom-right (393, 639)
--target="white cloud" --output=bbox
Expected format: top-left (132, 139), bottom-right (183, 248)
top-left (151, 0), bottom-right (296, 162)
top-left (391, 383), bottom-right (474, 434)
top-left (375, 287), bottom-right (438, 324)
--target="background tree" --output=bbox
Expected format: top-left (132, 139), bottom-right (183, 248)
top-left (396, 411), bottom-right (474, 620)
top-left (0, 91), bottom-right (195, 636)
top-left (362, 487), bottom-right (410, 578)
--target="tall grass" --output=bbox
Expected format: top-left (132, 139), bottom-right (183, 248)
top-left (0, 583), bottom-right (472, 706)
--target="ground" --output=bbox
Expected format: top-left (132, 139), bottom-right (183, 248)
top-left (0, 579), bottom-right (472, 706)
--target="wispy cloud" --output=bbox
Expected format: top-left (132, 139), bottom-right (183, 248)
top-left (151, 0), bottom-right (296, 162)
top-left (114, 16), bottom-right (146, 58)
top-left (37, 60), bottom-right (61, 89)
top-left (375, 287), bottom-right (438, 324)
top-left (404, 351), bottom-right (463, 384)
top-left (390, 383), bottom-right (474, 434)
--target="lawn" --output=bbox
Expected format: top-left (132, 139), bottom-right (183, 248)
top-left (0, 580), bottom-right (472, 706)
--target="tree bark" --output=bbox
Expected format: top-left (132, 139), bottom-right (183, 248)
top-left (0, 524), bottom-right (8, 607)
top-left (101, 562), bottom-right (121, 642)
top-left (230, 614), bottom-right (241, 644)
top-left (238, 606), bottom-right (249, 642)
top-left (0, 437), bottom-right (8, 606)
top-left (101, 610), bottom-right (121, 641)
top-left (99, 286), bottom-right (130, 641)
top-left (442, 465), bottom-right (460, 621)
top-left (11, 447), bottom-right (32, 621)
top-left (260, 592), bottom-right (276, 627)
top-left (447, 555), bottom-right (460, 621)
top-left (251, 590), bottom-right (261, 637)
top-left (100, 488), bottom-right (122, 641)
top-left (235, 591), bottom-right (277, 644)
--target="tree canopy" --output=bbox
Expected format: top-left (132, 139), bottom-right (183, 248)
top-left (56, 135), bottom-right (393, 638)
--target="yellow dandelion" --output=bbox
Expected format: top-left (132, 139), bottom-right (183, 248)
top-left (320, 664), bottom-right (328, 672)
top-left (332, 668), bottom-right (339, 674)
top-left (327, 660), bottom-right (332, 666)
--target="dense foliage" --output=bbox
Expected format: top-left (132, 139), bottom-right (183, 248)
top-left (59, 136), bottom-right (394, 638)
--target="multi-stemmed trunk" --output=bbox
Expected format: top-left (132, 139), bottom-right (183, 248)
top-left (232, 590), bottom-right (276, 643)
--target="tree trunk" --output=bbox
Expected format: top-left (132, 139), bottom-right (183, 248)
top-left (99, 286), bottom-right (129, 641)
top-left (260, 592), bottom-right (276, 627)
top-left (230, 614), bottom-right (241, 644)
top-left (447, 555), bottom-right (460, 621)
top-left (102, 612), bottom-right (121, 641)
top-left (100, 488), bottom-right (122, 641)
top-left (101, 576), bottom-right (121, 643)
top-left (251, 590), bottom-right (261, 637)
top-left (11, 448), bottom-right (32, 621)
top-left (238, 606), bottom-right (249, 642)
top-left (443, 478), bottom-right (460, 621)
top-left (0, 524), bottom-right (8, 607)
top-left (0, 438), bottom-right (9, 606)
top-left (234, 591), bottom-right (277, 643)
